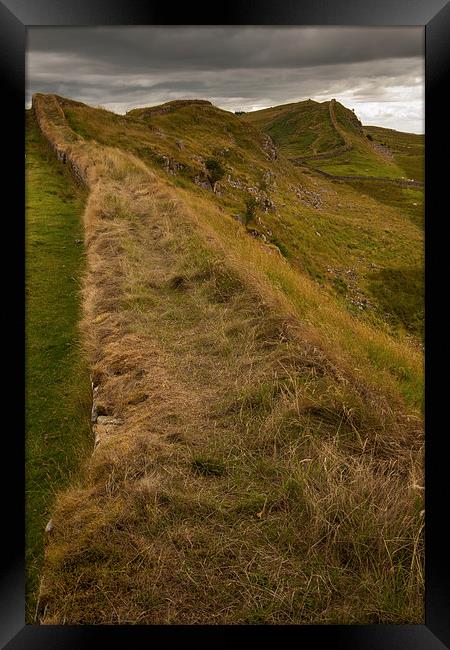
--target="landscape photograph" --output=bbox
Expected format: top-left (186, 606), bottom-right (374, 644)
top-left (25, 26), bottom-right (424, 625)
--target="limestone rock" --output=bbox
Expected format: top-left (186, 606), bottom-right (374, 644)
top-left (194, 174), bottom-right (211, 190)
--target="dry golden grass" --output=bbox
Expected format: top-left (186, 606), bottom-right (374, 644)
top-left (33, 94), bottom-right (423, 624)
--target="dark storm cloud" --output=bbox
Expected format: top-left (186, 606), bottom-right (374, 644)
top-left (26, 26), bottom-right (424, 132)
top-left (28, 27), bottom-right (422, 70)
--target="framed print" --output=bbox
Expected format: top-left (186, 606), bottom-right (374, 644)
top-left (1, 0), bottom-right (449, 647)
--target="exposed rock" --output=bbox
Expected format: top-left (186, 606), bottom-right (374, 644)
top-left (93, 425), bottom-right (102, 447)
top-left (227, 175), bottom-right (245, 190)
top-left (214, 146), bottom-right (230, 157)
top-left (349, 297), bottom-right (370, 311)
top-left (248, 229), bottom-right (268, 242)
top-left (45, 519), bottom-right (54, 534)
top-left (96, 416), bottom-right (124, 425)
top-left (294, 187), bottom-right (322, 209)
top-left (370, 140), bottom-right (393, 160)
top-left (194, 174), bottom-right (211, 190)
top-left (160, 155), bottom-right (185, 175)
top-left (326, 266), bottom-right (373, 311)
top-left (261, 135), bottom-right (278, 161)
top-left (262, 197), bottom-right (276, 213)
top-left (263, 170), bottom-right (276, 186)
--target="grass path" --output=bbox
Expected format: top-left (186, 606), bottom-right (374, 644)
top-left (25, 111), bottom-right (91, 621)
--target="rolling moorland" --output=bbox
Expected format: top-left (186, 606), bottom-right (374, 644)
top-left (27, 94), bottom-right (424, 624)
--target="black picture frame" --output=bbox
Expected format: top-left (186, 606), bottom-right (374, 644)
top-left (1, 0), bottom-right (449, 647)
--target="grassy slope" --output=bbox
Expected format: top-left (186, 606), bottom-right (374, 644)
top-left (243, 101), bottom-right (424, 338)
top-left (243, 100), bottom-right (409, 179)
top-left (62, 97), bottom-right (424, 342)
top-left (33, 94), bottom-right (424, 624)
top-left (241, 100), bottom-right (340, 156)
top-left (313, 102), bottom-right (405, 178)
top-left (25, 110), bottom-right (92, 620)
top-left (364, 126), bottom-right (425, 183)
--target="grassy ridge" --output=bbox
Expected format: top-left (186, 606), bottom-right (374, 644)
top-left (25, 111), bottom-right (91, 620)
top-left (31, 94), bottom-right (424, 624)
top-left (60, 97), bottom-right (424, 344)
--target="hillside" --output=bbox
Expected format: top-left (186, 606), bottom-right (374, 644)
top-left (242, 99), bottom-right (424, 183)
top-left (28, 94), bottom-right (424, 624)
top-left (57, 95), bottom-right (424, 340)
top-left (240, 99), bottom-right (342, 157)
top-left (364, 125), bottom-right (424, 183)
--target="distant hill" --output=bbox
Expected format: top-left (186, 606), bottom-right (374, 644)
top-left (242, 99), bottom-right (424, 182)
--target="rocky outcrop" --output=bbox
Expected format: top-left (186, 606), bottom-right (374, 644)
top-left (262, 170), bottom-right (276, 189)
top-left (261, 134), bottom-right (278, 161)
top-left (194, 173), bottom-right (212, 190)
top-left (159, 155), bottom-right (185, 175)
top-left (293, 186), bottom-right (322, 209)
top-left (369, 140), bottom-right (394, 160)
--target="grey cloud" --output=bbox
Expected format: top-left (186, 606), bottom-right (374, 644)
top-left (26, 26), bottom-right (424, 133)
top-left (28, 26), bottom-right (423, 71)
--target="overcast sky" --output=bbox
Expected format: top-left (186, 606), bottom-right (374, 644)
top-left (26, 27), bottom-right (424, 133)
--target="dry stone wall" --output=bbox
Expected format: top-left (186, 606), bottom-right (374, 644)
top-left (32, 94), bottom-right (89, 189)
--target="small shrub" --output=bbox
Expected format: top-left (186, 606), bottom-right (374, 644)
top-left (205, 158), bottom-right (225, 191)
top-left (244, 195), bottom-right (258, 227)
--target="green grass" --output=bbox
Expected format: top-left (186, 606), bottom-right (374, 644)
top-left (25, 110), bottom-right (92, 621)
top-left (347, 181), bottom-right (424, 229)
top-left (365, 126), bottom-right (424, 182)
top-left (367, 267), bottom-right (424, 339)
top-left (313, 147), bottom-right (404, 178)
top-left (242, 100), bottom-right (340, 157)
